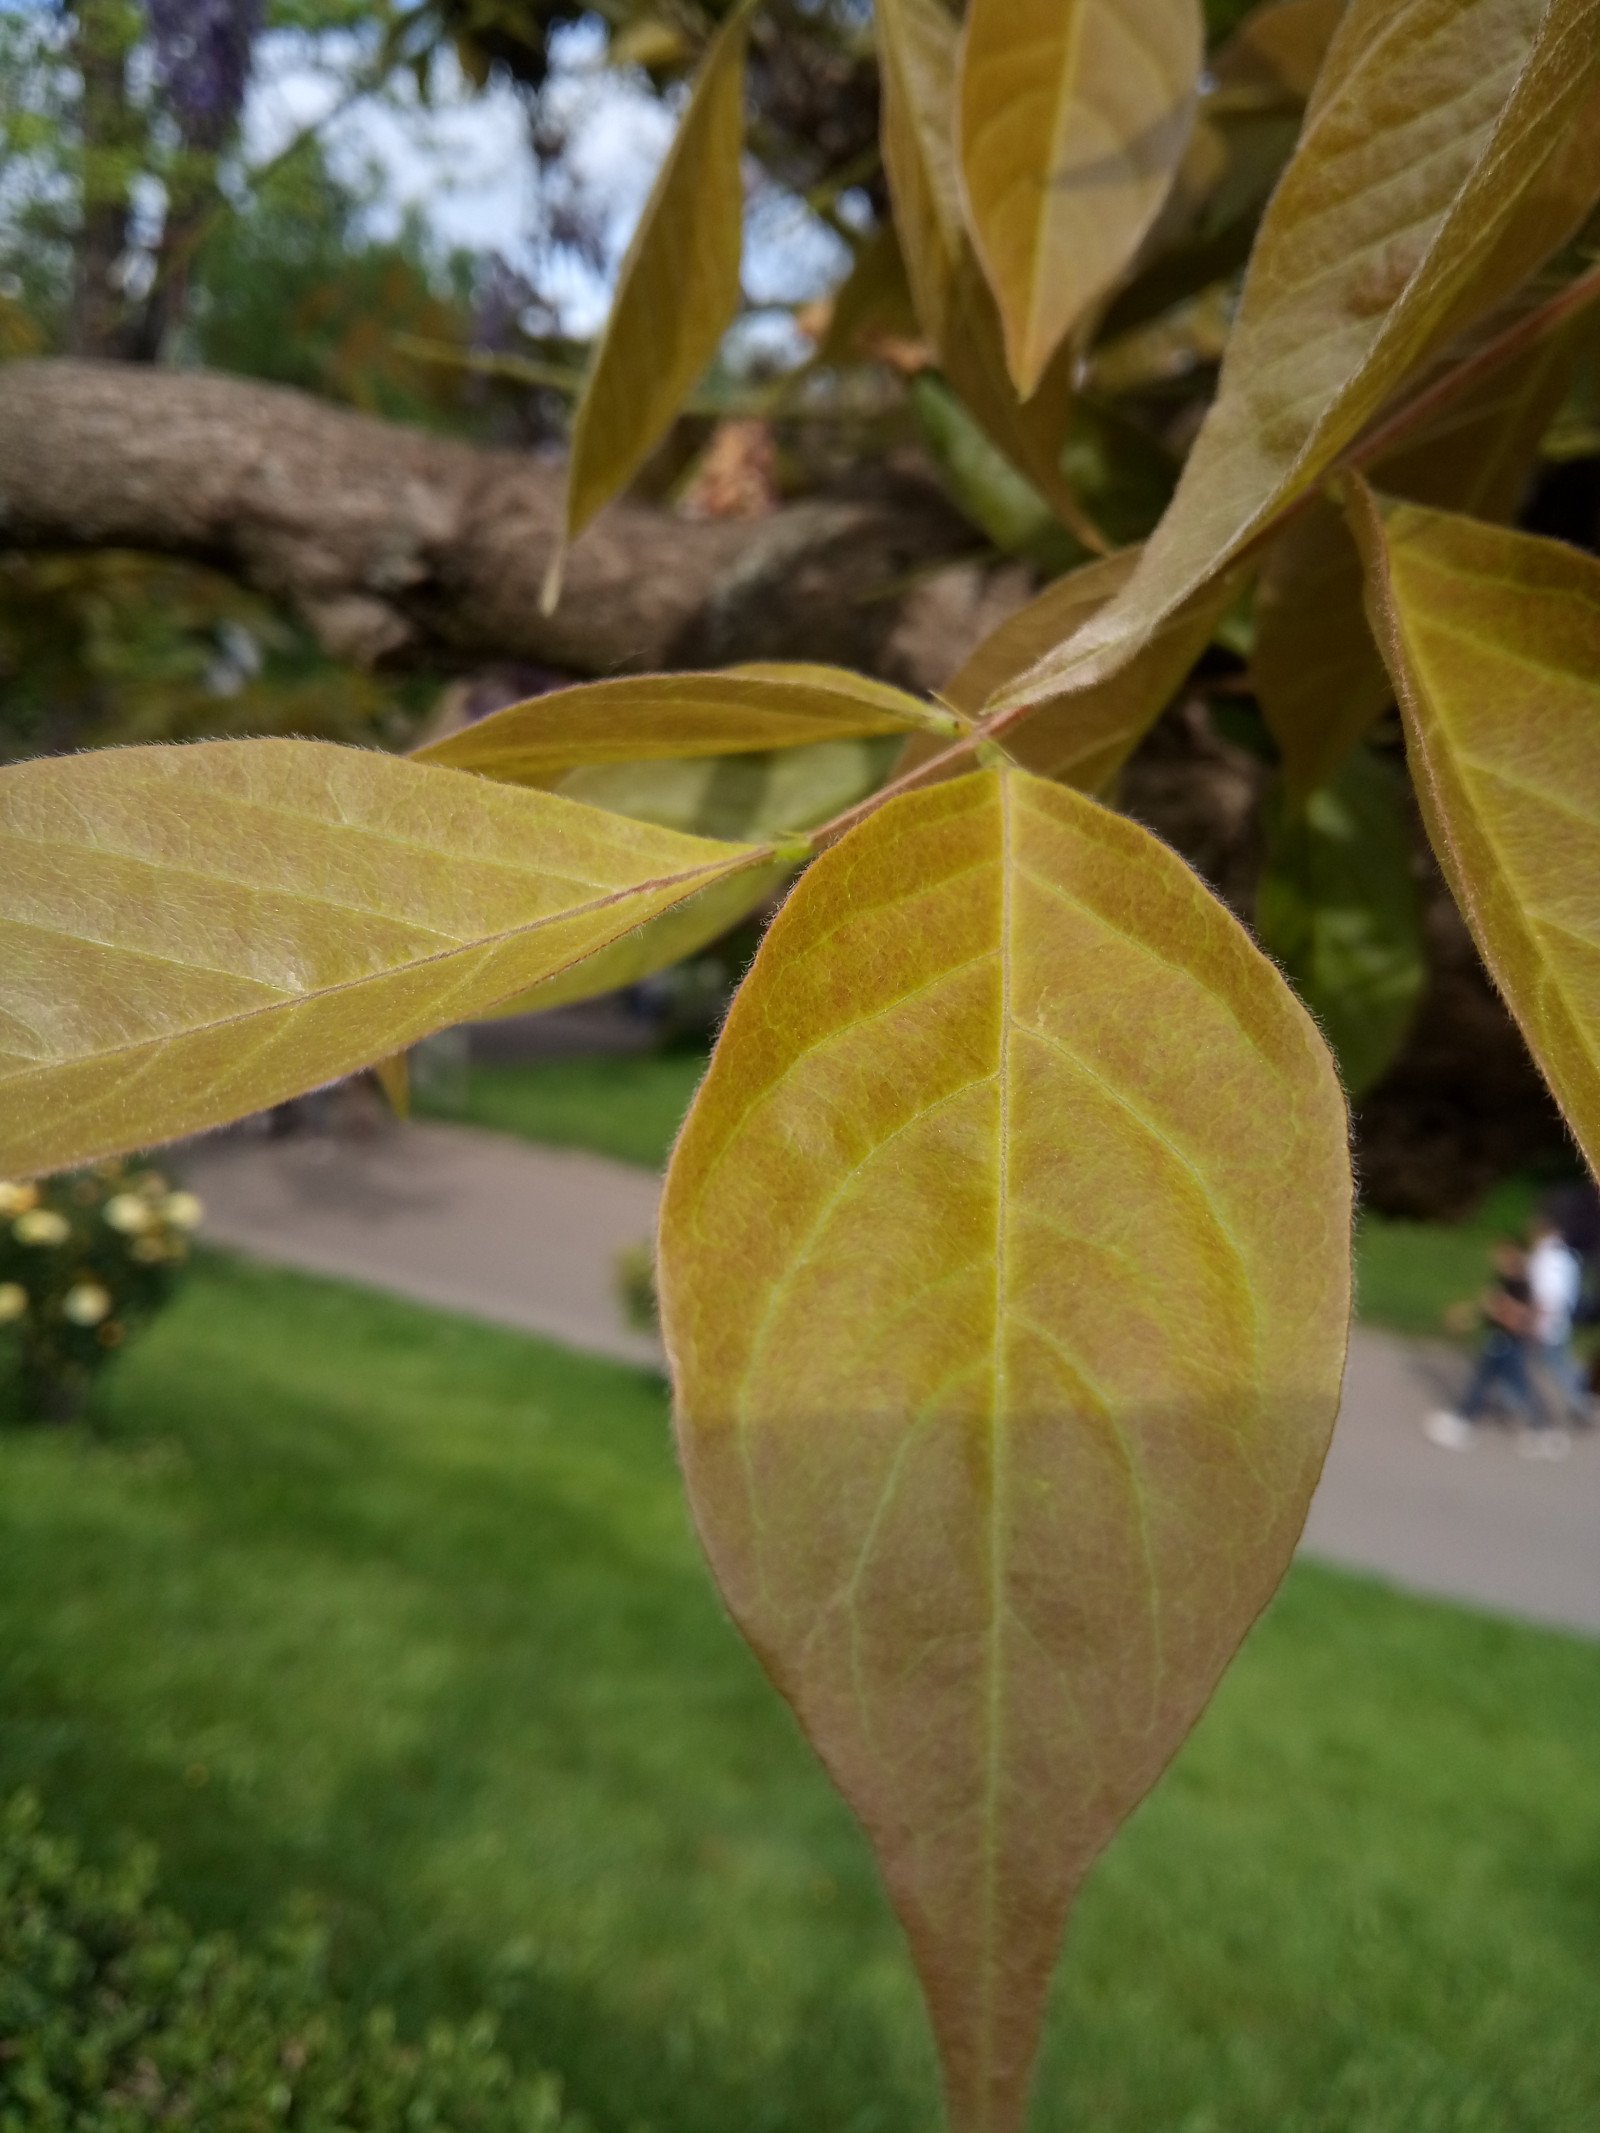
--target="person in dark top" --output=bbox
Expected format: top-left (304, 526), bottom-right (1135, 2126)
top-left (1425, 1240), bottom-right (1557, 1455)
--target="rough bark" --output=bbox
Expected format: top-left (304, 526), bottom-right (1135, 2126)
top-left (0, 359), bottom-right (997, 688)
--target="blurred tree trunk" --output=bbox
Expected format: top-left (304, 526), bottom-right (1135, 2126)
top-left (65, 1), bottom-right (141, 360)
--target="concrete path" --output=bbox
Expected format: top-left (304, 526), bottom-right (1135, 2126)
top-left (182, 1119), bottom-right (664, 1371)
top-left (180, 1121), bottom-right (1600, 1639)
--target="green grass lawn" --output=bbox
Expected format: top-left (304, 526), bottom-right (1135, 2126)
top-left (419, 1048), bottom-right (711, 1171)
top-left (1353, 1174), bottom-right (1549, 1340)
top-left (3, 1259), bottom-right (1598, 2133)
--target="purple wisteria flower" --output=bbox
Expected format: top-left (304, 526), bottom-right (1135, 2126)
top-left (145, 0), bottom-right (262, 151)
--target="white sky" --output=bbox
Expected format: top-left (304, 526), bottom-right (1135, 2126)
top-left (242, 18), bottom-right (846, 341)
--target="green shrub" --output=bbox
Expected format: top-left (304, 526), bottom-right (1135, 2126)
top-left (0, 1795), bottom-right (579, 2132)
top-left (0, 1161), bottom-right (198, 1424)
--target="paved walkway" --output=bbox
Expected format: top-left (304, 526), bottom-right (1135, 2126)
top-left (180, 1121), bottom-right (1600, 1640)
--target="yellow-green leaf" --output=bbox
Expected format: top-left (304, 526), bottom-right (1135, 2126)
top-left (1349, 489), bottom-right (1600, 1173)
top-left (1255, 315), bottom-right (1589, 797)
top-left (989, 0), bottom-right (1600, 715)
top-left (1257, 744), bottom-right (1423, 1097)
top-left (876, 0), bottom-right (1104, 550)
top-left (0, 739), bottom-right (768, 1177)
top-left (553, 6), bottom-right (748, 581)
top-left (414, 667), bottom-right (956, 786)
top-left (956, 0), bottom-right (1204, 398)
top-left (660, 768), bottom-right (1351, 2133)
top-left (488, 858), bottom-right (794, 1018)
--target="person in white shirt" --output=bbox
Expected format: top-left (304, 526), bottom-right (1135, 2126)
top-left (1528, 1214), bottom-right (1586, 1441)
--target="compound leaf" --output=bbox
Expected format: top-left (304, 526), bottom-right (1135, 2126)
top-left (1350, 489), bottom-right (1600, 1174)
top-left (1257, 744), bottom-right (1424, 1096)
top-left (903, 549), bottom-right (1238, 794)
top-left (554, 6), bottom-right (748, 581)
top-left (415, 667), bottom-right (955, 786)
top-left (660, 767), bottom-right (1352, 2133)
top-left (989, 0), bottom-right (1600, 714)
top-left (0, 740), bottom-right (768, 1176)
top-left (957, 0), bottom-right (1204, 397)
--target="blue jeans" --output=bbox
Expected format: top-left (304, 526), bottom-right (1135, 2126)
top-left (1459, 1331), bottom-right (1538, 1424)
top-left (1538, 1338), bottom-right (1588, 1417)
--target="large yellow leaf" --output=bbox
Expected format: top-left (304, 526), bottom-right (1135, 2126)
top-left (1255, 315), bottom-right (1588, 797)
top-left (876, 0), bottom-right (1102, 550)
top-left (988, 0), bottom-right (1600, 714)
top-left (1350, 489), bottom-right (1600, 1173)
top-left (956, 0), bottom-right (1203, 398)
top-left (660, 767), bottom-right (1351, 2133)
top-left (0, 740), bottom-right (768, 1176)
top-left (553, 7), bottom-right (748, 581)
top-left (413, 667), bottom-right (956, 786)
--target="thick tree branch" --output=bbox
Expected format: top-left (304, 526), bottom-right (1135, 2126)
top-left (0, 360), bottom-right (1009, 687)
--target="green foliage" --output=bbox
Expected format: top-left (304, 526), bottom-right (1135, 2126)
top-left (0, 1792), bottom-right (576, 2132)
top-left (191, 149), bottom-right (480, 429)
top-left (0, 1160), bottom-right (196, 1425)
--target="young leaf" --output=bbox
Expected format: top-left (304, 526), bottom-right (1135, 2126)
top-left (1349, 489), bottom-right (1600, 1174)
top-left (988, 0), bottom-right (1600, 714)
top-left (1255, 316), bottom-right (1588, 798)
top-left (956, 0), bottom-right (1204, 398)
top-left (551, 6), bottom-right (748, 592)
top-left (1257, 745), bottom-right (1424, 1097)
top-left (414, 667), bottom-right (957, 786)
top-left (0, 740), bottom-right (769, 1176)
top-left (905, 549), bottom-right (1238, 794)
top-left (876, 0), bottom-right (1104, 550)
top-left (660, 768), bottom-right (1352, 2133)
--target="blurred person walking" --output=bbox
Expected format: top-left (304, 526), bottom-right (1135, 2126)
top-left (1425, 1241), bottom-right (1557, 1455)
top-left (1528, 1211), bottom-right (1588, 1430)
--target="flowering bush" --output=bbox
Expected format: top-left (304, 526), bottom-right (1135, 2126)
top-left (0, 1161), bottom-right (200, 1423)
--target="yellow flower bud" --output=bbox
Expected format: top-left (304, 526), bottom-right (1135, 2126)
top-left (61, 1282), bottom-right (112, 1327)
top-left (0, 1282), bottom-right (28, 1324)
top-left (13, 1209), bottom-right (70, 1247)
top-left (103, 1193), bottom-right (155, 1234)
top-left (161, 1192), bottom-right (203, 1231)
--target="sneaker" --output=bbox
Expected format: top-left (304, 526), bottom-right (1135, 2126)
top-left (1519, 1429), bottom-right (1572, 1461)
top-left (1424, 1411), bottom-right (1474, 1451)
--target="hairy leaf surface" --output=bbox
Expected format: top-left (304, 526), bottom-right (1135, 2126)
top-left (555, 7), bottom-right (747, 572)
top-left (660, 768), bottom-right (1352, 2133)
top-left (1351, 491), bottom-right (1600, 1172)
top-left (957, 0), bottom-right (1203, 397)
top-left (1255, 318), bottom-right (1587, 796)
top-left (1257, 745), bottom-right (1423, 1096)
top-left (989, 0), bottom-right (1600, 714)
top-left (0, 741), bottom-right (766, 1175)
top-left (414, 668), bottom-right (953, 786)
